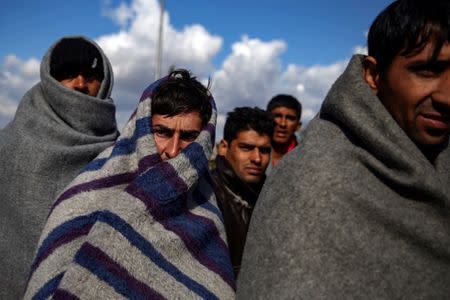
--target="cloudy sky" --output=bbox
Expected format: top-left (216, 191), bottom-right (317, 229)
top-left (0, 0), bottom-right (392, 139)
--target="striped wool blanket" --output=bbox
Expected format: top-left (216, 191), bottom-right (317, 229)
top-left (24, 76), bottom-right (236, 299)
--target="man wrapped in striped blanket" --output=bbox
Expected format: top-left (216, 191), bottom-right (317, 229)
top-left (24, 70), bottom-right (236, 299)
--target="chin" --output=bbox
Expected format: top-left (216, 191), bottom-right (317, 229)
top-left (415, 131), bottom-right (449, 148)
top-left (244, 176), bottom-right (262, 184)
top-left (273, 137), bottom-right (288, 144)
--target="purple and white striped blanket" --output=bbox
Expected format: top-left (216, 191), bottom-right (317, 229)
top-left (24, 77), bottom-right (236, 299)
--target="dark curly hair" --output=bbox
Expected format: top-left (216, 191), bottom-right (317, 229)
top-left (151, 69), bottom-right (212, 126)
top-left (267, 94), bottom-right (302, 120)
top-left (223, 107), bottom-right (274, 143)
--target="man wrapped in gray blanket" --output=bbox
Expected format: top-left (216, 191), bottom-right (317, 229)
top-left (0, 36), bottom-right (119, 299)
top-left (238, 0), bottom-right (450, 298)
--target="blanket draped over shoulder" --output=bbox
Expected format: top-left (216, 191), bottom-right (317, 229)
top-left (0, 36), bottom-right (118, 299)
top-left (237, 55), bottom-right (450, 299)
top-left (25, 76), bottom-right (236, 299)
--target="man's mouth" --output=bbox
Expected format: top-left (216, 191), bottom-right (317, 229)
top-left (275, 130), bottom-right (287, 137)
top-left (245, 166), bottom-right (262, 175)
top-left (420, 113), bottom-right (450, 131)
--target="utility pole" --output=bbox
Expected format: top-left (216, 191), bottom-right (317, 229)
top-left (155, 0), bottom-right (165, 80)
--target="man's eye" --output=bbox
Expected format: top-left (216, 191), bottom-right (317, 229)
top-left (152, 128), bottom-right (172, 138)
top-left (63, 72), bottom-right (78, 79)
top-left (260, 147), bottom-right (272, 154)
top-left (415, 69), bottom-right (438, 77)
top-left (239, 145), bottom-right (253, 151)
top-left (409, 63), bottom-right (445, 78)
top-left (84, 75), bottom-right (97, 81)
top-left (82, 71), bottom-right (100, 82)
top-left (180, 132), bottom-right (199, 142)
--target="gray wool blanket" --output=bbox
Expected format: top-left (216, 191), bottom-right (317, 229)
top-left (24, 76), bottom-right (236, 299)
top-left (0, 36), bottom-right (119, 299)
top-left (237, 55), bottom-right (450, 299)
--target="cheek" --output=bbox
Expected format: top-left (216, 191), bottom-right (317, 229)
top-left (227, 150), bottom-right (246, 169)
top-left (261, 154), bottom-right (271, 166)
top-left (287, 121), bottom-right (298, 132)
top-left (88, 82), bottom-right (101, 96)
top-left (60, 80), bottom-right (74, 89)
top-left (179, 140), bottom-right (194, 150)
top-left (153, 136), bottom-right (165, 153)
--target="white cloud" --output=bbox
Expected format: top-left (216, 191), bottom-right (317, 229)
top-left (0, 0), bottom-right (348, 140)
top-left (102, 0), bottom-right (135, 29)
top-left (353, 45), bottom-right (368, 55)
top-left (211, 35), bottom-right (286, 114)
top-left (0, 55), bottom-right (40, 125)
top-left (97, 0), bottom-right (223, 124)
top-left (210, 36), bottom-right (347, 139)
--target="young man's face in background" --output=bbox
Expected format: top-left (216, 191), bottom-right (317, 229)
top-left (220, 130), bottom-right (271, 184)
top-left (270, 107), bottom-right (300, 144)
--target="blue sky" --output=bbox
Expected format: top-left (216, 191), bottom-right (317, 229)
top-left (0, 0), bottom-right (393, 137)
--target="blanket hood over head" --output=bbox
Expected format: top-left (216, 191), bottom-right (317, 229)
top-left (24, 75), bottom-right (236, 299)
top-left (237, 55), bottom-right (450, 299)
top-left (0, 35), bottom-right (119, 299)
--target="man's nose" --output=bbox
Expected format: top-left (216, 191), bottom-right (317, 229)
top-left (250, 149), bottom-right (262, 163)
top-left (164, 136), bottom-right (181, 159)
top-left (74, 74), bottom-right (87, 88)
top-left (434, 71), bottom-right (450, 107)
top-left (279, 116), bottom-right (287, 127)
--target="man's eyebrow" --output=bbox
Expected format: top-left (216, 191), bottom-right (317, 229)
top-left (238, 143), bottom-right (256, 147)
top-left (409, 57), bottom-right (450, 66)
top-left (273, 112), bottom-right (296, 117)
top-left (407, 59), bottom-right (450, 71)
top-left (151, 124), bottom-right (174, 133)
top-left (152, 124), bottom-right (171, 130)
top-left (179, 129), bottom-right (201, 135)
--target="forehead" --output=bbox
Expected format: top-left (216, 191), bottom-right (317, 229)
top-left (397, 40), bottom-right (450, 64)
top-left (151, 112), bottom-right (202, 130)
top-left (270, 106), bottom-right (298, 117)
top-left (233, 129), bottom-right (271, 146)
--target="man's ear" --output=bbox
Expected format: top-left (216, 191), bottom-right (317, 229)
top-left (363, 56), bottom-right (380, 92)
top-left (296, 121), bottom-right (302, 131)
top-left (218, 139), bottom-right (229, 156)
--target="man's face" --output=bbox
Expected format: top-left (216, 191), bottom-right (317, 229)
top-left (369, 41), bottom-right (450, 148)
top-left (59, 73), bottom-right (101, 97)
top-left (220, 130), bottom-right (271, 184)
top-left (151, 112), bottom-right (202, 161)
top-left (270, 107), bottom-right (300, 144)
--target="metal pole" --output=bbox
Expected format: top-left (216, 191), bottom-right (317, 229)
top-left (155, 0), bottom-right (165, 80)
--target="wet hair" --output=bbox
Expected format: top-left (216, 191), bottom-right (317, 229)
top-left (50, 37), bottom-right (104, 81)
top-left (368, 0), bottom-right (450, 74)
top-left (223, 107), bottom-right (274, 143)
top-left (151, 69), bottom-right (212, 126)
top-left (266, 94), bottom-right (302, 120)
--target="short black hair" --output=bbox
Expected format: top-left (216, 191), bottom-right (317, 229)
top-left (368, 0), bottom-right (450, 74)
top-left (266, 94), bottom-right (302, 120)
top-left (223, 107), bottom-right (274, 143)
top-left (151, 69), bottom-right (212, 126)
top-left (50, 37), bottom-right (104, 82)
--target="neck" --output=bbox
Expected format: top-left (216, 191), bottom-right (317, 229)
top-left (272, 141), bottom-right (290, 155)
top-left (271, 136), bottom-right (297, 166)
top-left (271, 143), bottom-right (287, 166)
